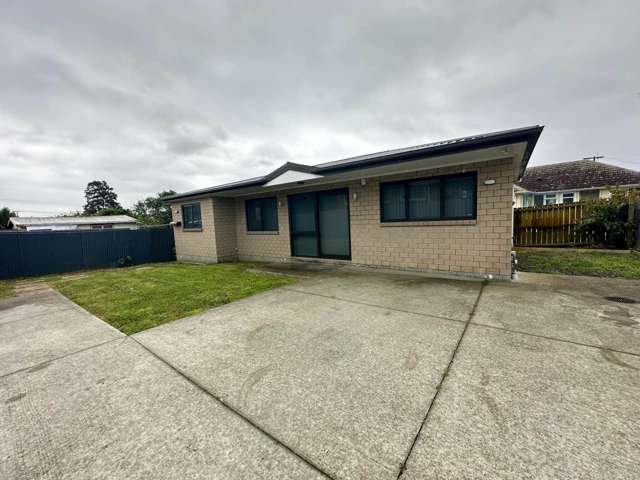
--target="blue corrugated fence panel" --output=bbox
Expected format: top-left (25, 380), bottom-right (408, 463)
top-left (0, 226), bottom-right (176, 279)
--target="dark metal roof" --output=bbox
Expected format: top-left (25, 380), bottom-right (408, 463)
top-left (516, 160), bottom-right (640, 192)
top-left (165, 125), bottom-right (543, 201)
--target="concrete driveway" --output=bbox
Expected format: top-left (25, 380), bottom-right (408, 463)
top-left (1, 267), bottom-right (639, 479)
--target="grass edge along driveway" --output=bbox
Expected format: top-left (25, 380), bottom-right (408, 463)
top-left (0, 280), bottom-right (15, 299)
top-left (516, 248), bottom-right (640, 279)
top-left (50, 262), bottom-right (296, 335)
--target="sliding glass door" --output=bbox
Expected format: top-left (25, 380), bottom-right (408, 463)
top-left (289, 189), bottom-right (350, 260)
top-left (289, 192), bottom-right (319, 257)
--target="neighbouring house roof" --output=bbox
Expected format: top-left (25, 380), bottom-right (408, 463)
top-left (8, 215), bottom-right (138, 228)
top-left (516, 160), bottom-right (640, 193)
top-left (165, 125), bottom-right (543, 201)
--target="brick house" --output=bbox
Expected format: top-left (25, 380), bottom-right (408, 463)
top-left (165, 126), bottom-right (543, 280)
top-left (514, 159), bottom-right (640, 207)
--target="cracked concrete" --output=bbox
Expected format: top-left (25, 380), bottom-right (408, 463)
top-left (2, 267), bottom-right (639, 479)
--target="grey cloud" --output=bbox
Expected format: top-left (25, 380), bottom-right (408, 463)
top-left (1, 0), bottom-right (639, 215)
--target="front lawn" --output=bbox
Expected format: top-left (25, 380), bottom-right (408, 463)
top-left (516, 248), bottom-right (640, 279)
top-left (50, 262), bottom-right (296, 334)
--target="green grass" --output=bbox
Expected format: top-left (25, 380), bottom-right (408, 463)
top-left (50, 262), bottom-right (296, 334)
top-left (0, 280), bottom-right (15, 299)
top-left (516, 248), bottom-right (640, 279)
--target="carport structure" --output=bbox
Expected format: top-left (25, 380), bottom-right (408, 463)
top-left (2, 266), bottom-right (639, 479)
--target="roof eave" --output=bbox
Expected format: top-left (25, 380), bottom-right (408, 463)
top-left (317, 126), bottom-right (543, 177)
top-left (165, 125), bottom-right (544, 202)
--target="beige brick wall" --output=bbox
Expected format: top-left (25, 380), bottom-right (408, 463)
top-left (170, 198), bottom-right (217, 263)
top-left (349, 158), bottom-right (514, 278)
top-left (212, 198), bottom-right (238, 262)
top-left (235, 192), bottom-right (290, 261)
top-left (173, 157), bottom-right (515, 278)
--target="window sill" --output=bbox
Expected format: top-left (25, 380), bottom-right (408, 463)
top-left (182, 227), bottom-right (203, 232)
top-left (380, 219), bottom-right (476, 227)
top-left (247, 230), bottom-right (280, 235)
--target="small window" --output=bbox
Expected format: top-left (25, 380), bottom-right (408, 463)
top-left (523, 194), bottom-right (535, 207)
top-left (182, 203), bottom-right (202, 229)
top-left (380, 172), bottom-right (476, 222)
top-left (245, 197), bottom-right (278, 231)
top-left (562, 192), bottom-right (575, 204)
top-left (544, 194), bottom-right (557, 205)
top-left (534, 194), bottom-right (544, 207)
top-left (580, 190), bottom-right (599, 202)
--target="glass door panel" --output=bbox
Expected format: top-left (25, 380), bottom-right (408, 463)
top-left (289, 193), bottom-right (319, 257)
top-left (318, 190), bottom-right (350, 259)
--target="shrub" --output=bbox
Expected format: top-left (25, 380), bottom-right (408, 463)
top-left (578, 190), bottom-right (638, 249)
top-left (116, 256), bottom-right (134, 267)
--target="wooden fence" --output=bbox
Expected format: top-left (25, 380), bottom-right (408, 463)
top-left (513, 203), bottom-right (594, 246)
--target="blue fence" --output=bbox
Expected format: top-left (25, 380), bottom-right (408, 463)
top-left (0, 226), bottom-right (175, 279)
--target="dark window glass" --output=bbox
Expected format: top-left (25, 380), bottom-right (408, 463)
top-left (289, 193), bottom-right (319, 257)
top-left (534, 194), bottom-right (544, 207)
top-left (380, 173), bottom-right (476, 222)
top-left (408, 178), bottom-right (440, 219)
top-left (245, 197), bottom-right (278, 231)
top-left (246, 199), bottom-right (262, 231)
top-left (182, 203), bottom-right (202, 229)
top-left (580, 190), bottom-right (599, 202)
top-left (381, 184), bottom-right (406, 221)
top-left (261, 197), bottom-right (279, 231)
top-left (443, 175), bottom-right (475, 218)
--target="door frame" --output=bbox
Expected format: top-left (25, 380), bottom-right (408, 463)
top-left (287, 187), bottom-right (351, 261)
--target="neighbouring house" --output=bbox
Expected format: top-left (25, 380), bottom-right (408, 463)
top-left (514, 159), bottom-right (640, 207)
top-left (165, 125), bottom-right (543, 280)
top-left (8, 215), bottom-right (139, 231)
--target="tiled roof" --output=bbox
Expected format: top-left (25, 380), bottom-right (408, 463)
top-left (516, 160), bottom-right (640, 192)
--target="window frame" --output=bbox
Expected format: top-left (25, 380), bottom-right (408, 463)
top-left (182, 202), bottom-right (202, 230)
top-left (523, 193), bottom-right (535, 207)
top-left (245, 197), bottom-right (279, 232)
top-left (579, 189), bottom-right (599, 202)
top-left (562, 192), bottom-right (575, 204)
top-left (379, 171), bottom-right (477, 223)
top-left (543, 193), bottom-right (557, 206)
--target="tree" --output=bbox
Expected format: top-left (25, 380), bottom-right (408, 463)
top-left (97, 207), bottom-right (131, 216)
top-left (578, 189), bottom-right (639, 249)
top-left (0, 207), bottom-right (17, 228)
top-left (131, 190), bottom-right (176, 225)
top-left (83, 180), bottom-right (121, 215)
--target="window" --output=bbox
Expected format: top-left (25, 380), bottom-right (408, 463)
top-left (182, 203), bottom-right (202, 229)
top-left (544, 194), bottom-right (557, 205)
top-left (523, 194), bottom-right (535, 207)
top-left (245, 197), bottom-right (278, 231)
top-left (562, 192), bottom-right (575, 204)
top-left (380, 172), bottom-right (476, 222)
top-left (580, 190), bottom-right (599, 202)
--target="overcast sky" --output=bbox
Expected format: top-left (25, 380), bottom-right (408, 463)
top-left (1, 1), bottom-right (639, 216)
